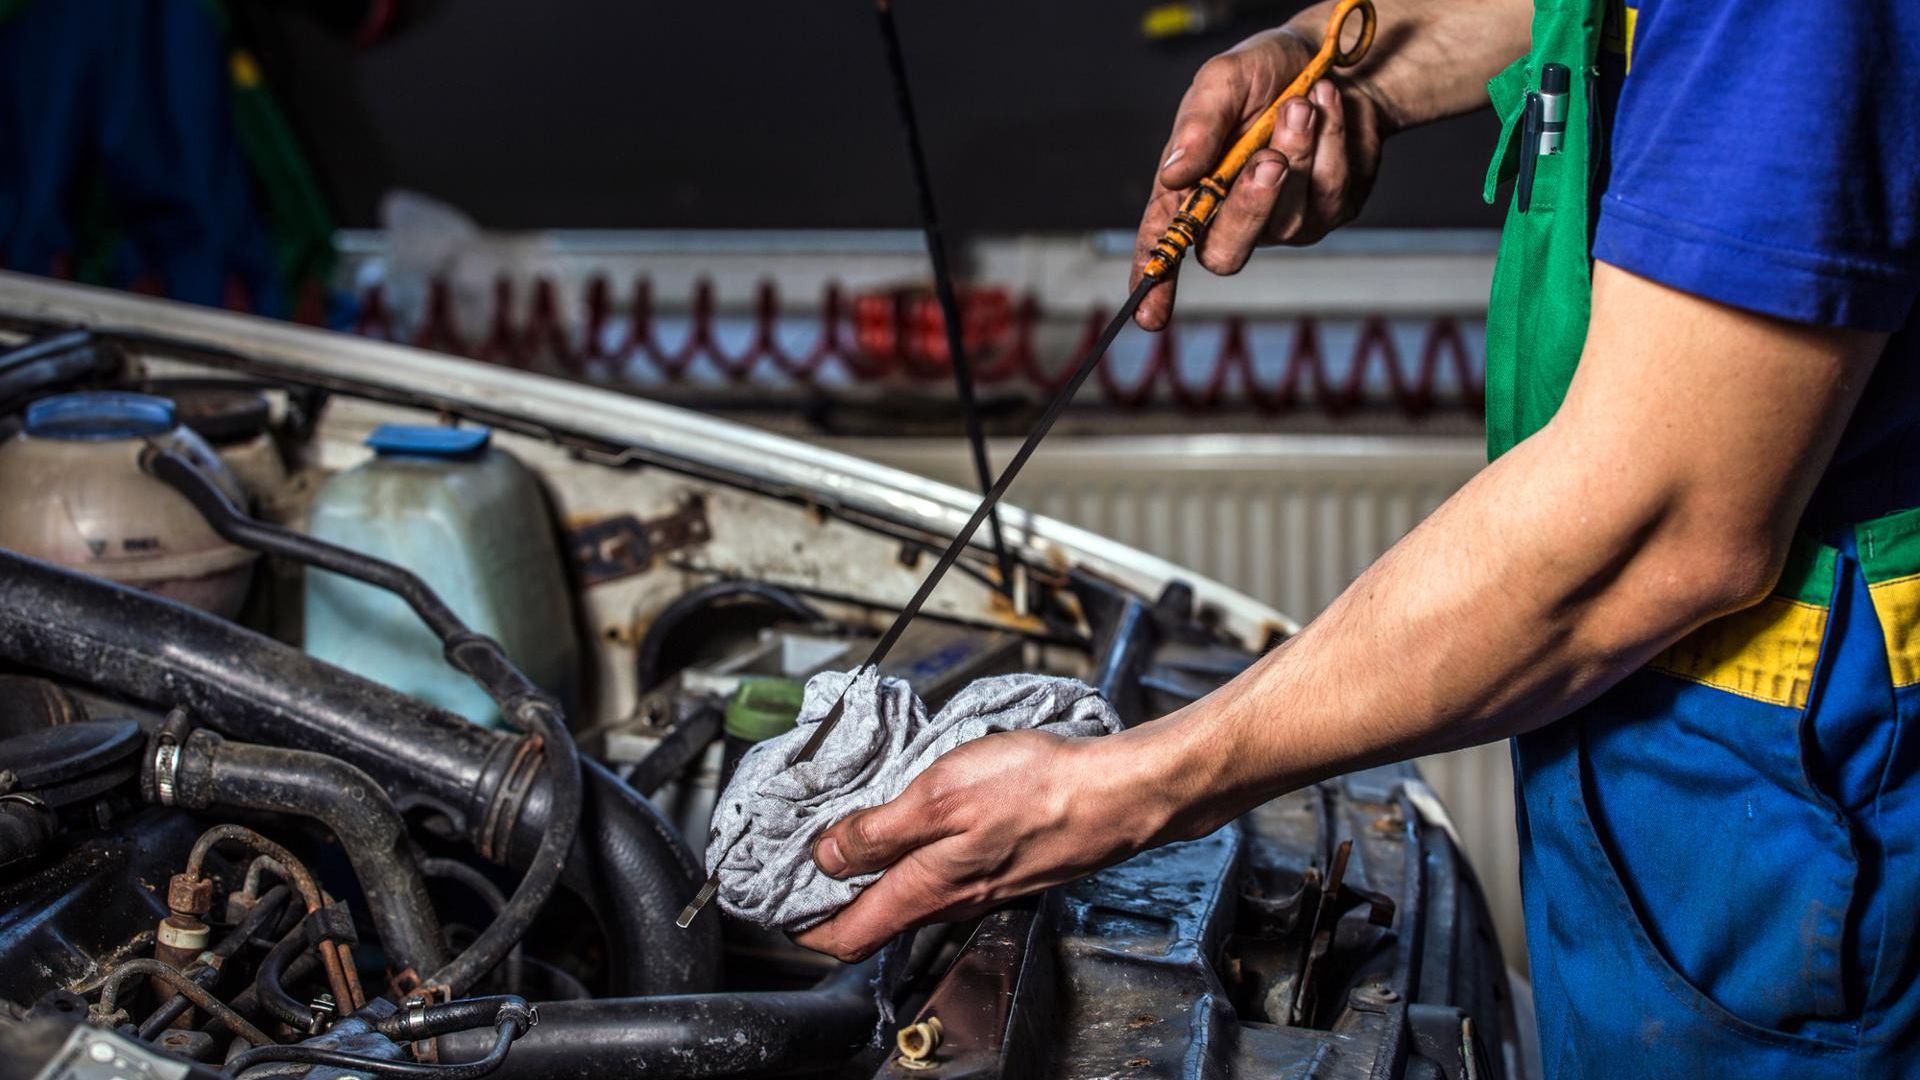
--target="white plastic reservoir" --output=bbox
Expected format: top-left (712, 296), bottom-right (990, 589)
top-left (304, 425), bottom-right (578, 728)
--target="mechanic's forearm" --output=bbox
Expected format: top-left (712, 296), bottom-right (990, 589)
top-left (1283, 0), bottom-right (1531, 131)
top-left (1105, 264), bottom-right (1884, 844)
top-left (1130, 426), bottom-right (1767, 839)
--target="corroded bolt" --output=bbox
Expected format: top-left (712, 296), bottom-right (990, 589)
top-left (167, 873), bottom-right (213, 917)
top-left (308, 992), bottom-right (338, 1035)
top-left (897, 1015), bottom-right (944, 1061)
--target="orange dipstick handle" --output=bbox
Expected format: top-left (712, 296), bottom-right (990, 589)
top-left (1140, 0), bottom-right (1376, 282)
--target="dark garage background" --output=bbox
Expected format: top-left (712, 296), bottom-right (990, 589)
top-left (235, 0), bottom-right (1503, 233)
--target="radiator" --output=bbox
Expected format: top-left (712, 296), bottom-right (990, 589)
top-left (839, 433), bottom-right (1525, 965)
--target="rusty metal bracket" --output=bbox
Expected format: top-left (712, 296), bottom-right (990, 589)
top-left (1289, 837), bottom-right (1397, 1027)
top-left (399, 982), bottom-right (454, 1063)
top-left (568, 496), bottom-right (711, 587)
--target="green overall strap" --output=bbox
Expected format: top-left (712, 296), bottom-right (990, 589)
top-left (1480, 0), bottom-right (1608, 460)
top-left (1479, 3), bottom-right (1844, 610)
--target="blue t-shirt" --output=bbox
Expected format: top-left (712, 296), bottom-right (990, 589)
top-left (1590, 0), bottom-right (1920, 532)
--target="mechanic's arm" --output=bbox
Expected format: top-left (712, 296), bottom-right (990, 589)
top-left (795, 263), bottom-right (1886, 961)
top-left (1135, 0), bottom-right (1531, 328)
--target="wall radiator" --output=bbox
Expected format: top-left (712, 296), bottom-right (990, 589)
top-left (842, 433), bottom-right (1524, 965)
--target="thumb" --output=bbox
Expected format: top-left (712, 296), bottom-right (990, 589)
top-left (813, 784), bottom-right (950, 879)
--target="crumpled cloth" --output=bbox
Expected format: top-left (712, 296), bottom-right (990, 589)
top-left (705, 668), bottom-right (1124, 933)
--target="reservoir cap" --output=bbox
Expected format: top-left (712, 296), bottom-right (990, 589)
top-left (725, 677), bottom-right (807, 743)
top-left (366, 424), bottom-right (491, 458)
top-left (25, 392), bottom-right (177, 441)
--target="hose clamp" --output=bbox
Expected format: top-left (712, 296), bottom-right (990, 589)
top-left (403, 997), bottom-right (431, 1041)
top-left (153, 741), bottom-right (180, 806)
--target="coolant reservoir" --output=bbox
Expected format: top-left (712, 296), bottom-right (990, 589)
top-left (0, 392), bottom-right (256, 616)
top-left (304, 425), bottom-right (578, 728)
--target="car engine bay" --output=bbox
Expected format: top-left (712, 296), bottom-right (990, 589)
top-left (0, 293), bottom-right (1522, 1080)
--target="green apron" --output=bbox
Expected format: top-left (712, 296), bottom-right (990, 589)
top-left (1480, 0), bottom-right (1602, 459)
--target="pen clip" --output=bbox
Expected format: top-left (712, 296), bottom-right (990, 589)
top-left (1516, 91), bottom-right (1543, 215)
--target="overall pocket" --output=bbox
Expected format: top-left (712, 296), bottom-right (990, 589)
top-left (1575, 666), bottom-right (1861, 1048)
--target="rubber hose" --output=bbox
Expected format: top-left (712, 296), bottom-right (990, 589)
top-left (0, 543), bottom-right (718, 994)
top-left (436, 960), bottom-right (880, 1079)
top-left (171, 729), bottom-right (450, 980)
top-left (228, 1020), bottom-right (520, 1080)
top-left (254, 921), bottom-right (317, 1032)
top-left (634, 580), bottom-right (822, 693)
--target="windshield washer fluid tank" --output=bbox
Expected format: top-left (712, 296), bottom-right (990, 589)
top-left (304, 425), bottom-right (578, 728)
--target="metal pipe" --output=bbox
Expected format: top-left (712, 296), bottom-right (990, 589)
top-left (171, 728), bottom-right (451, 982)
top-left (228, 1020), bottom-right (523, 1080)
top-left (436, 961), bottom-right (879, 1079)
top-left (139, 884), bottom-right (292, 1038)
top-left (92, 959), bottom-right (274, 1047)
top-left (177, 824), bottom-right (356, 1010)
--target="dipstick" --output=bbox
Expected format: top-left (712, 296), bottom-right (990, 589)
top-left (678, 0), bottom-right (1375, 929)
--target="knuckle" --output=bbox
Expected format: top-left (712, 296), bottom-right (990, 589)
top-left (1194, 54), bottom-right (1237, 88)
top-left (842, 814), bottom-right (879, 858)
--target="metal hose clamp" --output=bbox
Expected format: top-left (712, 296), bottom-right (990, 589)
top-left (152, 740), bottom-right (180, 806)
top-left (403, 997), bottom-right (432, 1041)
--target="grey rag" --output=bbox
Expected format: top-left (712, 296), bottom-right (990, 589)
top-left (705, 668), bottom-right (1124, 934)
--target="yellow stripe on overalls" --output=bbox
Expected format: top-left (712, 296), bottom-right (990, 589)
top-left (1867, 574), bottom-right (1920, 686)
top-left (1650, 509), bottom-right (1920, 705)
top-left (1652, 596), bottom-right (1827, 709)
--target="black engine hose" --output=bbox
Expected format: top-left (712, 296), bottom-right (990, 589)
top-left (170, 729), bottom-right (451, 981)
top-left (227, 1019), bottom-right (524, 1080)
top-left (143, 446), bottom-right (542, 707)
top-left (436, 960), bottom-right (880, 1080)
top-left (0, 329), bottom-right (121, 410)
top-left (634, 579), bottom-right (823, 693)
top-left (0, 795), bottom-right (58, 868)
top-left (0, 541), bottom-right (718, 995)
top-left (143, 447), bottom-right (580, 998)
top-left (421, 858), bottom-right (523, 994)
top-left (375, 995), bottom-right (535, 1042)
top-left (253, 921), bottom-right (319, 1032)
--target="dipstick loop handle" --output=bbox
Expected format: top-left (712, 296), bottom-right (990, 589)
top-left (1140, 0), bottom-right (1376, 282)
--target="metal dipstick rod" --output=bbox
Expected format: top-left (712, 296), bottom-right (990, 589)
top-left (874, 0), bottom-right (1015, 594)
top-left (678, 0), bottom-right (1376, 929)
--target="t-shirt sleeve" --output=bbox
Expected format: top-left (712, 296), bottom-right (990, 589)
top-left (1592, 0), bottom-right (1920, 331)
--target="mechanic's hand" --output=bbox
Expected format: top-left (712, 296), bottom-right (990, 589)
top-left (791, 728), bottom-right (1172, 962)
top-left (1132, 28), bottom-right (1389, 331)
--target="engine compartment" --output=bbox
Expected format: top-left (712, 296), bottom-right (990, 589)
top-left (0, 301), bottom-right (1522, 1080)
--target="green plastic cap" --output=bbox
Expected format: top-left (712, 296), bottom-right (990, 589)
top-left (725, 677), bottom-right (807, 743)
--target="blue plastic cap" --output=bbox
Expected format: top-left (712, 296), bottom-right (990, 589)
top-left (25, 392), bottom-right (177, 441)
top-left (365, 424), bottom-right (491, 458)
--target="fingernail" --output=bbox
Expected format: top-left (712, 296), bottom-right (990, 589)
top-left (816, 836), bottom-right (846, 876)
top-left (1312, 80), bottom-right (1335, 107)
top-left (1252, 158), bottom-right (1283, 187)
top-left (1161, 147), bottom-right (1185, 171)
top-left (1285, 99), bottom-right (1313, 133)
